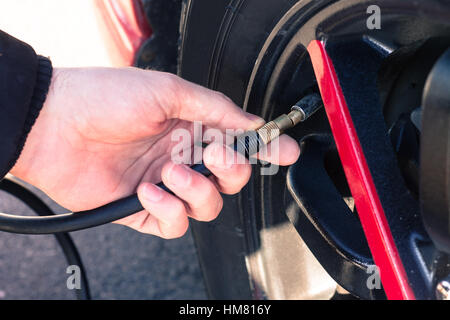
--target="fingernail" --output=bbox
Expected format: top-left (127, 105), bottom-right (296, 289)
top-left (168, 163), bottom-right (192, 188)
top-left (245, 112), bottom-right (266, 129)
top-left (142, 184), bottom-right (164, 202)
top-left (210, 144), bottom-right (234, 169)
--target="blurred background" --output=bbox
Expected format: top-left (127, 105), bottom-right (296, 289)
top-left (0, 0), bottom-right (112, 67)
top-left (0, 0), bottom-right (206, 299)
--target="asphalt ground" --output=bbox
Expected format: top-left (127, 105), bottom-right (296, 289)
top-left (0, 181), bottom-right (206, 300)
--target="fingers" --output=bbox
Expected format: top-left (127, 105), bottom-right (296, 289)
top-left (159, 72), bottom-right (265, 131)
top-left (116, 134), bottom-right (299, 238)
top-left (138, 182), bottom-right (190, 238)
top-left (254, 134), bottom-right (301, 166)
top-left (161, 161), bottom-right (224, 222)
top-left (118, 130), bottom-right (300, 239)
top-left (202, 135), bottom-right (300, 195)
top-left (203, 143), bottom-right (252, 195)
top-left (118, 160), bottom-right (226, 238)
top-left (115, 182), bottom-right (190, 239)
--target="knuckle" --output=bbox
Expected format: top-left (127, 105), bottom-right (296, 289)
top-left (162, 72), bottom-right (180, 87)
top-left (161, 73), bottom-right (183, 100)
top-left (214, 90), bottom-right (233, 104)
top-left (171, 220), bottom-right (189, 239)
top-left (172, 200), bottom-right (187, 219)
top-left (219, 165), bottom-right (251, 195)
top-left (197, 194), bottom-right (223, 222)
top-left (197, 183), bottom-right (219, 206)
top-left (160, 218), bottom-right (189, 239)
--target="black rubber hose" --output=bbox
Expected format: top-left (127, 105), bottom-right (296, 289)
top-left (0, 192), bottom-right (144, 234)
top-left (0, 178), bottom-right (91, 300)
top-left (0, 163), bottom-right (211, 234)
top-left (0, 141), bottom-right (258, 235)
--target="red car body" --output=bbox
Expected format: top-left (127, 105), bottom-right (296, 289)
top-left (94, 0), bottom-right (152, 66)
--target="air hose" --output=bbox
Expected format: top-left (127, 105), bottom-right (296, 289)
top-left (0, 94), bottom-right (323, 235)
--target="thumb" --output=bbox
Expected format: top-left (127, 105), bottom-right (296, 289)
top-left (159, 72), bottom-right (265, 131)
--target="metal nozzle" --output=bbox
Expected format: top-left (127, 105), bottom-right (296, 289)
top-left (256, 93), bottom-right (323, 144)
top-left (256, 113), bottom-right (296, 145)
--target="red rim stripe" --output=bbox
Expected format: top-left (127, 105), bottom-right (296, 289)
top-left (307, 40), bottom-right (415, 300)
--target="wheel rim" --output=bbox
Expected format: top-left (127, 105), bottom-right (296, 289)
top-left (237, 0), bottom-right (450, 300)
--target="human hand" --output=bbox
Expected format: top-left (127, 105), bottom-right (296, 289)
top-left (11, 68), bottom-right (300, 238)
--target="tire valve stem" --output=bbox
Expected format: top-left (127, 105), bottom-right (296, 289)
top-left (235, 93), bottom-right (324, 156)
top-left (253, 93), bottom-right (323, 146)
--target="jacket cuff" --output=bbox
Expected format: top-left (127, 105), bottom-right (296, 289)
top-left (23, 56), bottom-right (53, 144)
top-left (5, 56), bottom-right (53, 176)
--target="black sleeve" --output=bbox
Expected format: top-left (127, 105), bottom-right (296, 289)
top-left (0, 30), bottom-right (53, 178)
